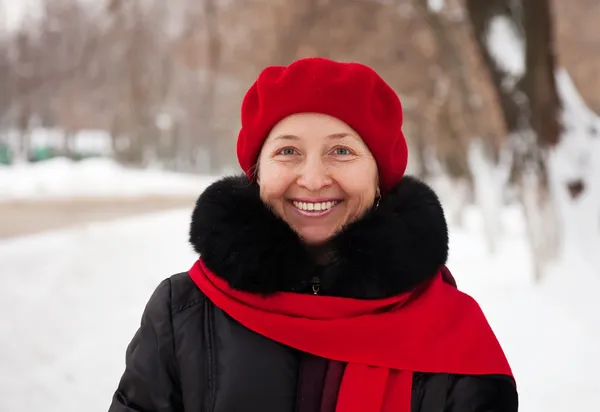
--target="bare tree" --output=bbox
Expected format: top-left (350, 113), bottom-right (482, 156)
top-left (12, 30), bottom-right (37, 162)
top-left (466, 0), bottom-right (562, 280)
top-left (201, 0), bottom-right (223, 173)
top-left (38, 0), bottom-right (101, 157)
top-left (0, 33), bottom-right (13, 128)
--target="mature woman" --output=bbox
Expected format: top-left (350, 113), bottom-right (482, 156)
top-left (109, 58), bottom-right (517, 412)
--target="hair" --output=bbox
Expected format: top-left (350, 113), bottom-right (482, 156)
top-left (249, 161), bottom-right (260, 182)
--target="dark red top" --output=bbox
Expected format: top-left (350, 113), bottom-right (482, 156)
top-left (296, 353), bottom-right (346, 412)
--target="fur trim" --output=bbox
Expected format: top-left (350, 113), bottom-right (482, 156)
top-left (189, 175), bottom-right (449, 298)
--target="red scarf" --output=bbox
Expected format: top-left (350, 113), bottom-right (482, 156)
top-left (189, 259), bottom-right (513, 412)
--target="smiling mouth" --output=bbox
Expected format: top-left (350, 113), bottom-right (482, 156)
top-left (291, 200), bottom-right (341, 216)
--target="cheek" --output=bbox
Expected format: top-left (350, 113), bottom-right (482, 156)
top-left (338, 177), bottom-right (378, 217)
top-left (258, 163), bottom-right (291, 203)
top-left (352, 182), bottom-right (377, 205)
top-left (337, 164), bottom-right (378, 198)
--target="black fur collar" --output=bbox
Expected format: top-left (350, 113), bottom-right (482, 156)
top-left (189, 175), bottom-right (449, 299)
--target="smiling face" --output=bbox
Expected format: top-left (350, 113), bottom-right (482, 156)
top-left (257, 113), bottom-right (379, 245)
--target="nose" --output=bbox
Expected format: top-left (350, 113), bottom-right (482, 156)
top-left (296, 157), bottom-right (332, 191)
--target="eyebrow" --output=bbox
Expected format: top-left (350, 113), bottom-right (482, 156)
top-left (327, 133), bottom-right (353, 140)
top-left (273, 134), bottom-right (300, 141)
top-left (273, 133), bottom-right (356, 141)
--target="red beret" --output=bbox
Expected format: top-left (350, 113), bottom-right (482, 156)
top-left (236, 57), bottom-right (408, 192)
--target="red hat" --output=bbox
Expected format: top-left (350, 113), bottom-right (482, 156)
top-left (236, 57), bottom-right (408, 192)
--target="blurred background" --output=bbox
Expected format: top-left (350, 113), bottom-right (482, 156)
top-left (0, 0), bottom-right (599, 411)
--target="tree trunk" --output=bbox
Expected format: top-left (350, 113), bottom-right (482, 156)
top-left (466, 0), bottom-right (562, 281)
top-left (272, 0), bottom-right (321, 65)
top-left (465, 0), bottom-right (522, 134)
top-left (522, 0), bottom-right (561, 148)
top-left (203, 0), bottom-right (222, 174)
top-left (15, 103), bottom-right (31, 163)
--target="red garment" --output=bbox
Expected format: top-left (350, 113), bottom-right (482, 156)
top-left (235, 57), bottom-right (408, 192)
top-left (321, 360), bottom-right (346, 412)
top-left (189, 259), bottom-right (513, 412)
top-left (296, 353), bottom-right (345, 412)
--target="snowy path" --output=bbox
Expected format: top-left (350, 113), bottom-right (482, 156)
top-left (0, 206), bottom-right (598, 412)
top-left (0, 196), bottom-right (196, 238)
top-left (0, 208), bottom-right (197, 412)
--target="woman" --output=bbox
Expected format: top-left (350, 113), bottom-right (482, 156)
top-left (109, 58), bottom-right (518, 412)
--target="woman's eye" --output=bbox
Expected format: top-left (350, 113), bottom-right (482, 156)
top-left (333, 147), bottom-right (352, 156)
top-left (278, 147), bottom-right (297, 156)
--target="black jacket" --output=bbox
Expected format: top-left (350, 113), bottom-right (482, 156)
top-left (109, 175), bottom-right (518, 412)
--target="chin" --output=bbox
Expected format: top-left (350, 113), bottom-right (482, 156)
top-left (297, 229), bottom-right (336, 245)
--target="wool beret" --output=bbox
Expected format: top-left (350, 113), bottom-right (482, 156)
top-left (236, 57), bottom-right (408, 191)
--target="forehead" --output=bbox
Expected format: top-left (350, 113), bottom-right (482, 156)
top-left (266, 113), bottom-right (362, 144)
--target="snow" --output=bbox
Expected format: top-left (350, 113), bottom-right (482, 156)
top-left (0, 0), bottom-right (41, 31)
top-left (0, 157), bottom-right (217, 201)
top-left (467, 139), bottom-right (512, 254)
top-left (486, 15), bottom-right (525, 79)
top-left (549, 69), bottom-right (600, 275)
top-left (0, 209), bottom-right (198, 412)
top-left (452, 207), bottom-right (600, 412)
top-left (0, 198), bottom-right (598, 411)
top-left (427, 0), bottom-right (444, 13)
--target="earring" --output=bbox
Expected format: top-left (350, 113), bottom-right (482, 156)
top-left (375, 189), bottom-right (381, 209)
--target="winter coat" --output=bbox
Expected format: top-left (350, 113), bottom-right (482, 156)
top-left (108, 175), bottom-right (518, 412)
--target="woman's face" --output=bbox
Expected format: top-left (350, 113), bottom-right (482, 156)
top-left (257, 113), bottom-right (379, 245)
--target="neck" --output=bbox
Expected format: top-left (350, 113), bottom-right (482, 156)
top-left (305, 242), bottom-right (335, 266)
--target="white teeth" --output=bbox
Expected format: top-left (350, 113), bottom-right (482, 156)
top-left (293, 201), bottom-right (338, 212)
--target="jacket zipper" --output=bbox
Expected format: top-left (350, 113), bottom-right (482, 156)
top-left (311, 277), bottom-right (320, 295)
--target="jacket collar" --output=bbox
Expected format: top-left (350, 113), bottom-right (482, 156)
top-left (189, 175), bottom-right (448, 299)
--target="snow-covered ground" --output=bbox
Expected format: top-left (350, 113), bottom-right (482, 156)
top-left (452, 207), bottom-right (600, 412)
top-left (0, 195), bottom-right (598, 412)
top-left (0, 208), bottom-right (198, 412)
top-left (0, 157), bottom-right (216, 201)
